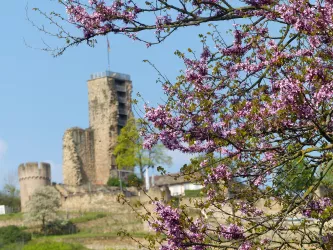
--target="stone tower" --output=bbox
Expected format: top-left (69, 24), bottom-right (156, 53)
top-left (63, 71), bottom-right (132, 186)
top-left (18, 162), bottom-right (51, 211)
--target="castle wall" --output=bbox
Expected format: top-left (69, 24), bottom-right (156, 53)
top-left (63, 128), bottom-right (95, 186)
top-left (18, 162), bottom-right (51, 211)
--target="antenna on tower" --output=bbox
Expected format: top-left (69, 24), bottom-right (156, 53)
top-left (107, 36), bottom-right (111, 72)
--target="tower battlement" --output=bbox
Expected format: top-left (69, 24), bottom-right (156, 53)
top-left (18, 162), bottom-right (51, 181)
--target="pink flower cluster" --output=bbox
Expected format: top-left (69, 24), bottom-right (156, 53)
top-left (243, 0), bottom-right (274, 6)
top-left (238, 201), bottom-right (263, 217)
top-left (153, 202), bottom-right (207, 249)
top-left (302, 197), bottom-right (332, 218)
top-left (322, 233), bottom-right (333, 244)
top-left (220, 224), bottom-right (245, 240)
top-left (238, 241), bottom-right (252, 250)
top-left (184, 47), bottom-right (211, 86)
top-left (153, 202), bottom-right (185, 249)
top-left (204, 165), bottom-right (232, 185)
top-left (66, 0), bottom-right (141, 37)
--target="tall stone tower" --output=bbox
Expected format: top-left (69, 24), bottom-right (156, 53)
top-left (18, 162), bottom-right (51, 211)
top-left (63, 71), bottom-right (132, 186)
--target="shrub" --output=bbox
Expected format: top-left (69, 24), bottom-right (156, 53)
top-left (107, 177), bottom-right (126, 187)
top-left (0, 225), bottom-right (31, 246)
top-left (126, 173), bottom-right (143, 187)
top-left (43, 220), bottom-right (78, 235)
top-left (23, 240), bottom-right (87, 250)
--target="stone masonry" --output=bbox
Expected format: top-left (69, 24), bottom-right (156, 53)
top-left (18, 162), bottom-right (51, 211)
top-left (63, 71), bottom-right (132, 186)
top-left (63, 128), bottom-right (95, 185)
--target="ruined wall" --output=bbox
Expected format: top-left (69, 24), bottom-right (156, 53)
top-left (18, 162), bottom-right (51, 211)
top-left (63, 127), bottom-right (95, 186)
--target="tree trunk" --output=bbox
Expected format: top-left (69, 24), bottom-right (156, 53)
top-left (42, 216), bottom-right (46, 235)
top-left (140, 165), bottom-right (145, 188)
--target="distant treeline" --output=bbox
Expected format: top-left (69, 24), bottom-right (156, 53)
top-left (0, 184), bottom-right (20, 212)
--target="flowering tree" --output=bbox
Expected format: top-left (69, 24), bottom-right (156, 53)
top-left (35, 0), bottom-right (333, 249)
top-left (25, 186), bottom-right (60, 234)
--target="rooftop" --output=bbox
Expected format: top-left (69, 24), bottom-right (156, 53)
top-left (152, 173), bottom-right (190, 186)
top-left (90, 70), bottom-right (131, 81)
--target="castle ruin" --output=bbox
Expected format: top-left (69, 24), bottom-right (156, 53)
top-left (63, 71), bottom-right (132, 186)
top-left (18, 162), bottom-right (51, 211)
top-left (17, 71), bottom-right (133, 211)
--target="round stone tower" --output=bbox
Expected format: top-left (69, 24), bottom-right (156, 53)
top-left (18, 162), bottom-right (51, 211)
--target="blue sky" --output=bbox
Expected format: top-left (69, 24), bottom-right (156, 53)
top-left (0, 1), bottom-right (227, 188)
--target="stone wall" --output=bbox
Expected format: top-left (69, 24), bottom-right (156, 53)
top-left (87, 77), bottom-right (118, 185)
top-left (63, 128), bottom-right (95, 186)
top-left (18, 162), bottom-right (51, 211)
top-left (56, 184), bottom-right (134, 213)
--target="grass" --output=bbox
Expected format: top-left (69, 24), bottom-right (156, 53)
top-left (0, 212), bottom-right (23, 221)
top-left (23, 240), bottom-right (88, 250)
top-left (36, 231), bottom-right (150, 240)
top-left (184, 189), bottom-right (204, 197)
top-left (68, 212), bottom-right (107, 224)
top-left (0, 211), bottom-right (147, 249)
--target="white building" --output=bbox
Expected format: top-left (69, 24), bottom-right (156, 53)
top-left (0, 205), bottom-right (13, 215)
top-left (152, 173), bottom-right (203, 196)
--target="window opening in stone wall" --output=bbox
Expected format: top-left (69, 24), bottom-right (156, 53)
top-left (115, 79), bottom-right (126, 92)
top-left (117, 91), bottom-right (126, 97)
top-left (115, 79), bottom-right (125, 86)
top-left (117, 125), bottom-right (123, 135)
top-left (119, 114), bottom-right (127, 120)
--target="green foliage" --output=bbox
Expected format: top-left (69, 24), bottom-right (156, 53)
top-left (114, 117), bottom-right (172, 181)
top-left (171, 197), bottom-right (180, 208)
top-left (0, 184), bottom-right (21, 212)
top-left (107, 174), bottom-right (143, 188)
top-left (43, 220), bottom-right (78, 236)
top-left (273, 159), bottom-right (316, 196)
top-left (126, 173), bottom-right (143, 187)
top-left (1, 242), bottom-right (25, 250)
top-left (23, 240), bottom-right (87, 250)
top-left (0, 225), bottom-right (31, 247)
top-left (69, 212), bottom-right (107, 224)
top-left (321, 162), bottom-right (333, 190)
top-left (184, 189), bottom-right (203, 197)
top-left (114, 117), bottom-right (139, 170)
top-left (107, 177), bottom-right (126, 187)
